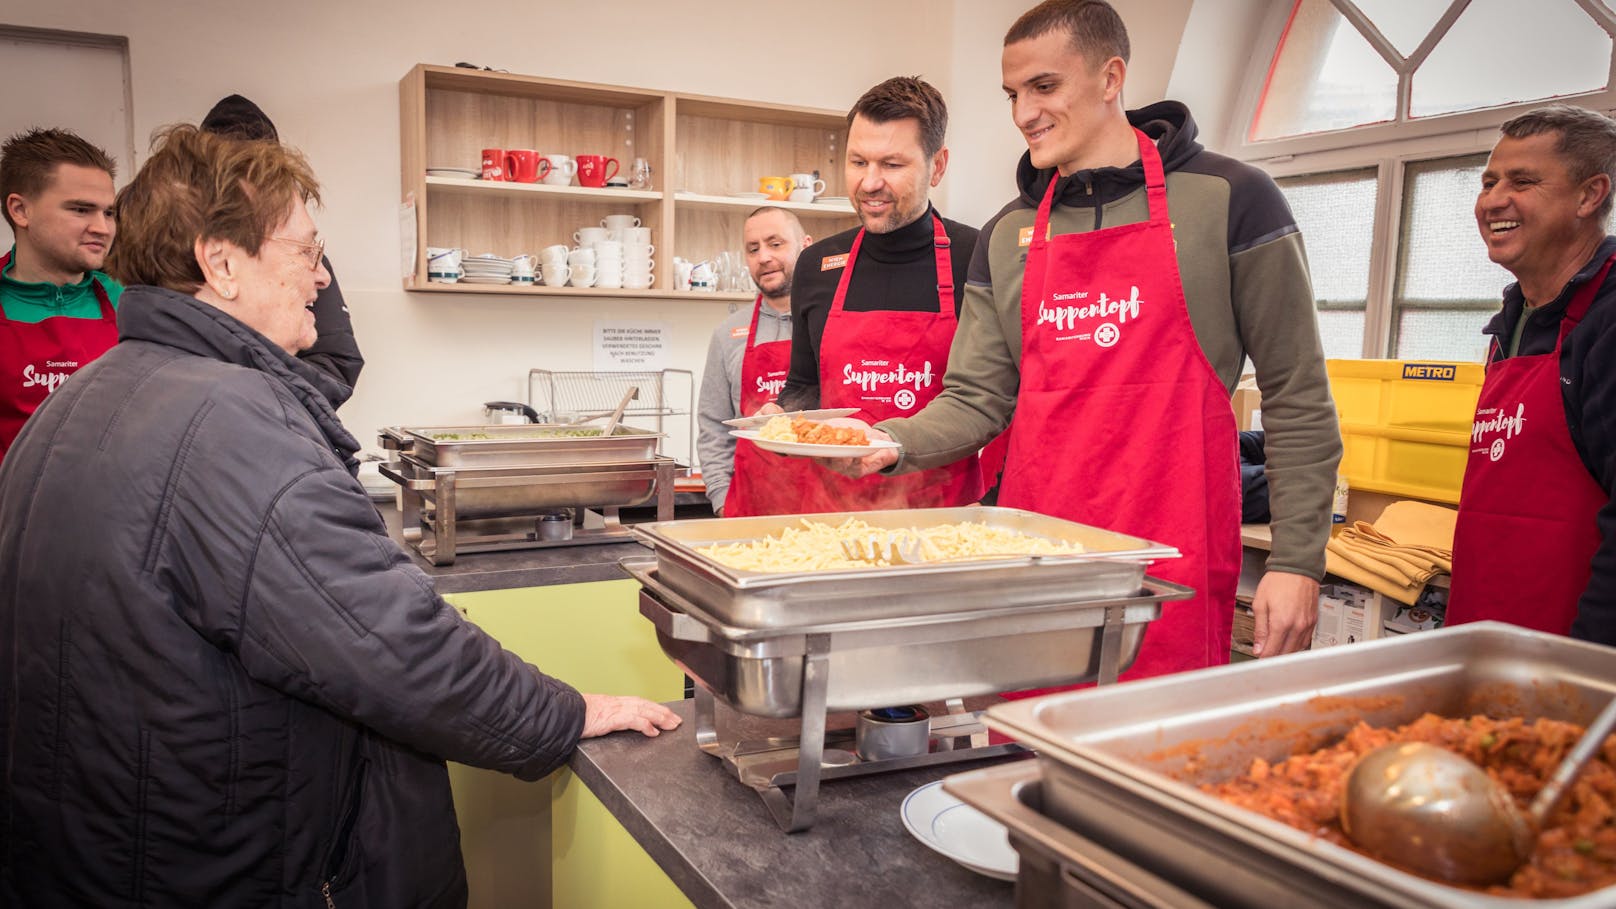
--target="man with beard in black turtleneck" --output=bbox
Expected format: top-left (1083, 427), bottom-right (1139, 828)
top-left (766, 76), bottom-right (993, 514)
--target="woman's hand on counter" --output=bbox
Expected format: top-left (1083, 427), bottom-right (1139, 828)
top-left (581, 694), bottom-right (684, 738)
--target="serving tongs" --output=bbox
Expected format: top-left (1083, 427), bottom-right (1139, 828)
top-left (839, 533), bottom-right (925, 565)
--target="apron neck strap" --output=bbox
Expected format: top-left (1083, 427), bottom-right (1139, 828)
top-left (830, 213), bottom-right (955, 318)
top-left (745, 294), bottom-right (765, 350)
top-left (1031, 127), bottom-right (1170, 246)
top-left (1558, 252), bottom-right (1615, 345)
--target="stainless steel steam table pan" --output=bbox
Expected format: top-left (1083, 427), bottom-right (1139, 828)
top-left (380, 423), bottom-right (661, 468)
top-left (630, 506), bottom-right (1180, 629)
top-left (984, 622), bottom-right (1616, 909)
top-left (625, 560), bottom-right (1189, 717)
top-left (380, 456), bottom-right (665, 519)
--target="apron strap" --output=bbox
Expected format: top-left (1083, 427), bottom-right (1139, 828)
top-left (744, 294), bottom-right (764, 350)
top-left (1030, 127), bottom-right (1171, 251)
top-left (829, 216), bottom-right (956, 318)
top-left (1557, 253), bottom-right (1615, 347)
top-left (828, 230), bottom-right (865, 316)
top-left (931, 213), bottom-right (955, 318)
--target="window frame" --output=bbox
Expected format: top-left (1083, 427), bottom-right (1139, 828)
top-left (1233, 0), bottom-right (1616, 359)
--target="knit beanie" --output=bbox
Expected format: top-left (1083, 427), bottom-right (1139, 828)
top-left (200, 95), bottom-right (279, 142)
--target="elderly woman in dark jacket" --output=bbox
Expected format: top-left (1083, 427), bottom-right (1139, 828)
top-left (0, 125), bottom-right (678, 908)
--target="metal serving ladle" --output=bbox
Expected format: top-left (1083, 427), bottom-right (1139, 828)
top-left (1341, 695), bottom-right (1616, 886)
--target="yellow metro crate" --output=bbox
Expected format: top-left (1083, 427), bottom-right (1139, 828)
top-left (1327, 359), bottom-right (1484, 505)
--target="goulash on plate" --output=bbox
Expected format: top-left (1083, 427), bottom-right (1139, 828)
top-left (759, 415), bottom-right (869, 446)
top-left (697, 516), bottom-right (1084, 571)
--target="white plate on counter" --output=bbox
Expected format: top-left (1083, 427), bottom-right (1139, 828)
top-left (901, 780), bottom-right (1017, 882)
top-left (729, 427), bottom-right (899, 459)
top-left (722, 408), bottom-right (859, 430)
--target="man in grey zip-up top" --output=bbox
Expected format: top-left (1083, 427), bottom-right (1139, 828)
top-left (696, 208), bottom-right (811, 514)
top-left (837, 0), bottom-right (1341, 664)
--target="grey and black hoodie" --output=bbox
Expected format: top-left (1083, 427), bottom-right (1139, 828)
top-left (880, 101), bottom-right (1342, 580)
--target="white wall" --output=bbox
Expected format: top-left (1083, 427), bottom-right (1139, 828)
top-left (0, 0), bottom-right (1187, 456)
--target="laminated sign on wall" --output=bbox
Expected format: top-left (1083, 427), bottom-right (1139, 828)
top-left (594, 320), bottom-right (670, 372)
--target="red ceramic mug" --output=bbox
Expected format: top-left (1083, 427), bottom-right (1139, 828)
top-left (505, 149), bottom-right (551, 183)
top-left (577, 154), bottom-right (620, 188)
top-left (481, 147), bottom-right (509, 181)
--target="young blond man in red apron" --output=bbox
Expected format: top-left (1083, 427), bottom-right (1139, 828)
top-left (0, 250), bottom-right (120, 460)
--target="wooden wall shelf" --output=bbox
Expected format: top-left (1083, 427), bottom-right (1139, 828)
top-left (401, 64), bottom-right (860, 298)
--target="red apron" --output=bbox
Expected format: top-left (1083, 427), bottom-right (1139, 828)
top-left (1001, 128), bottom-right (1240, 686)
top-left (0, 252), bottom-right (120, 462)
top-left (723, 296), bottom-right (825, 517)
top-left (806, 215), bottom-right (984, 512)
top-left (1447, 255), bottom-right (1614, 634)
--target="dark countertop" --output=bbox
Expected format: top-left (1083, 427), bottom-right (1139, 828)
top-left (378, 503), bottom-right (652, 593)
top-left (570, 699), bottom-right (1018, 909)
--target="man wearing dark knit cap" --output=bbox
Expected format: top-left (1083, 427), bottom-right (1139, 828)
top-left (200, 94), bottom-right (365, 392)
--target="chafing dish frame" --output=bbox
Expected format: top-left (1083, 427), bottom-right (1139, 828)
top-left (383, 457), bottom-right (676, 565)
top-left (983, 622), bottom-right (1616, 909)
top-left (626, 558), bottom-right (1192, 832)
top-left (381, 423), bottom-right (663, 468)
top-left (630, 506), bottom-right (1181, 629)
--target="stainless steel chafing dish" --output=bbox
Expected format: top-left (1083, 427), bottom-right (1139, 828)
top-left (977, 622), bottom-right (1616, 909)
top-left (379, 424), bottom-right (674, 565)
top-left (626, 506), bottom-right (1190, 832)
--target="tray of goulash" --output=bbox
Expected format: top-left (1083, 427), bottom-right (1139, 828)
top-left (628, 506), bottom-right (1179, 629)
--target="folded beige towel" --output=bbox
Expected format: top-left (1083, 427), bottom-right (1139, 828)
top-left (1322, 500), bottom-right (1458, 604)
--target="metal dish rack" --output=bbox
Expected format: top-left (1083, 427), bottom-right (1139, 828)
top-left (527, 369), bottom-right (694, 468)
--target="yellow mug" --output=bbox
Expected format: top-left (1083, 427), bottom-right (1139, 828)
top-left (759, 176), bottom-right (795, 201)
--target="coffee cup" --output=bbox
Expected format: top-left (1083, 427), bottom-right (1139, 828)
top-left (595, 270), bottom-right (623, 289)
top-left (673, 257), bottom-right (694, 292)
top-left (540, 264), bottom-right (571, 287)
top-left (593, 239), bottom-right (624, 258)
top-left (567, 248), bottom-right (596, 265)
top-left (512, 253), bottom-right (539, 277)
top-left (574, 226), bottom-right (609, 246)
top-left (427, 246), bottom-right (465, 282)
top-left (505, 149), bottom-right (551, 184)
top-left (623, 243), bottom-right (654, 257)
top-left (540, 243), bottom-right (570, 260)
top-left (622, 226), bottom-right (653, 245)
top-left (570, 265), bottom-right (597, 288)
top-left (542, 154), bottom-right (577, 186)
top-left (758, 176), bottom-right (793, 200)
top-left (789, 173), bottom-right (828, 197)
top-left (577, 154), bottom-right (620, 188)
top-left (481, 148), bottom-right (508, 181)
top-left (600, 214), bottom-right (641, 231)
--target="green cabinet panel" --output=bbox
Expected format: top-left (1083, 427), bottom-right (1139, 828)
top-left (444, 579), bottom-right (686, 909)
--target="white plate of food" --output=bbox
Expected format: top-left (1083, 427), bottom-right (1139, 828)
top-left (722, 408), bottom-right (859, 430)
top-left (729, 423), bottom-right (899, 459)
top-left (900, 780), bottom-right (1017, 881)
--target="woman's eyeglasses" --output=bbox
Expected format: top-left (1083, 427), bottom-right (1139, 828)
top-left (270, 236), bottom-right (326, 271)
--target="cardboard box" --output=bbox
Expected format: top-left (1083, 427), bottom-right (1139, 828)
top-left (1312, 582), bottom-right (1378, 648)
top-left (1383, 586), bottom-right (1448, 636)
top-left (1232, 374), bottom-right (1262, 432)
top-left (1231, 596), bottom-right (1256, 657)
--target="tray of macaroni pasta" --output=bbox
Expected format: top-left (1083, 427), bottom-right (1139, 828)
top-left (628, 506), bottom-right (1179, 629)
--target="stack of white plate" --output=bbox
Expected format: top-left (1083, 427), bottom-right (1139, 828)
top-left (461, 254), bottom-right (515, 285)
top-left (426, 166), bottom-right (480, 180)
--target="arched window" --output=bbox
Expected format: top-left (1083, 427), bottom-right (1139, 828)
top-left (1233, 0), bottom-right (1616, 360)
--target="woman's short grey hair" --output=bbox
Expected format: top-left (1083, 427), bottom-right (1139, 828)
top-left (1500, 103), bottom-right (1616, 220)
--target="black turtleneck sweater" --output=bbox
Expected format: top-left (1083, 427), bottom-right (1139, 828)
top-left (777, 205), bottom-right (978, 410)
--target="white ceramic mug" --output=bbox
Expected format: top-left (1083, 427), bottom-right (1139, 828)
top-left (592, 240), bottom-right (624, 258)
top-left (540, 244), bottom-right (570, 260)
top-left (595, 272), bottom-right (623, 288)
top-left (673, 258), bottom-right (694, 292)
top-left (540, 263), bottom-right (571, 286)
top-left (601, 214), bottom-right (641, 231)
top-left (427, 246), bottom-right (465, 282)
top-left (622, 227), bottom-right (653, 245)
top-left (623, 242), bottom-right (655, 257)
top-left (570, 265), bottom-right (597, 287)
top-left (574, 227), bottom-right (609, 246)
top-left (567, 247), bottom-right (596, 264)
top-left (788, 188), bottom-right (815, 204)
top-left (789, 173), bottom-right (828, 197)
top-left (542, 155), bottom-right (578, 186)
top-left (623, 273), bottom-right (654, 289)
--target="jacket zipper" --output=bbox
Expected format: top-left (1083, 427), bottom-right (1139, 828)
top-left (322, 880), bottom-right (336, 909)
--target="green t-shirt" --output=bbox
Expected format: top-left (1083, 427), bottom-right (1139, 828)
top-left (0, 246), bottom-right (123, 323)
